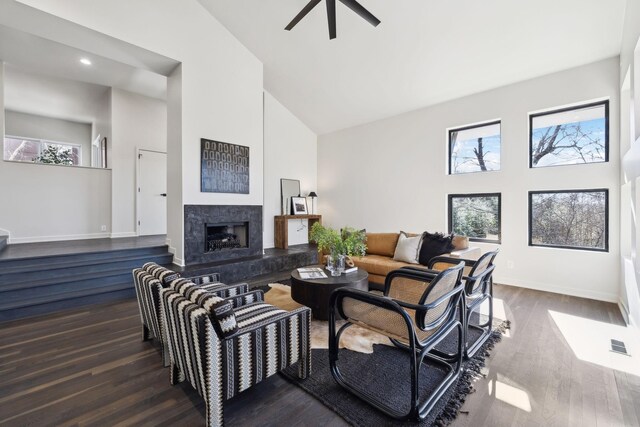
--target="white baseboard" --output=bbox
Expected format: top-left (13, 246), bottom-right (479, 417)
top-left (8, 232), bottom-right (111, 244)
top-left (619, 299), bottom-right (631, 324)
top-left (263, 241), bottom-right (275, 250)
top-left (164, 240), bottom-right (184, 266)
top-left (110, 232), bottom-right (138, 238)
top-left (495, 275), bottom-right (618, 303)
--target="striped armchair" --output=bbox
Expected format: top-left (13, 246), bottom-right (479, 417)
top-left (132, 264), bottom-right (257, 366)
top-left (161, 282), bottom-right (312, 426)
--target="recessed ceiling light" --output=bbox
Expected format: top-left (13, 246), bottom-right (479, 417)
top-left (80, 58), bottom-right (92, 66)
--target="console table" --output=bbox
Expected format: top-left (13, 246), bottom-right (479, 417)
top-left (274, 214), bottom-right (322, 249)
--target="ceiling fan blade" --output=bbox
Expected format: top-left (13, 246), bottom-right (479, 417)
top-left (338, 0), bottom-right (381, 27)
top-left (285, 0), bottom-right (322, 31)
top-left (326, 0), bottom-right (337, 39)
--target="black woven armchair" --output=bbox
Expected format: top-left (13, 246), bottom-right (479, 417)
top-left (329, 263), bottom-right (465, 421)
top-left (425, 249), bottom-right (499, 358)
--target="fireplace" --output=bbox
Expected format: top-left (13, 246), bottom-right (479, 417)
top-left (184, 205), bottom-right (263, 265)
top-left (205, 222), bottom-right (248, 252)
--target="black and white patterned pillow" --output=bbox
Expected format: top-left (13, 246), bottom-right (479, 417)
top-left (169, 278), bottom-right (238, 337)
top-left (200, 294), bottom-right (238, 338)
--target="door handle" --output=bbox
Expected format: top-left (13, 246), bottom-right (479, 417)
top-left (160, 193), bottom-right (167, 197)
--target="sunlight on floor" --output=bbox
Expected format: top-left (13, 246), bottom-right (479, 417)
top-left (487, 377), bottom-right (532, 412)
top-left (549, 310), bottom-right (640, 376)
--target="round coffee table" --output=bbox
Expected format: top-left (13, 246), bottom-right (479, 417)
top-left (290, 266), bottom-right (369, 320)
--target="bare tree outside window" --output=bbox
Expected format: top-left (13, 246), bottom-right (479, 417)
top-left (449, 194), bottom-right (501, 243)
top-left (449, 121), bottom-right (501, 174)
top-left (529, 190), bottom-right (608, 251)
top-left (530, 101), bottom-right (608, 168)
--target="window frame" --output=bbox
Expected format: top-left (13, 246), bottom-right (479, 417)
top-left (448, 192), bottom-right (502, 244)
top-left (528, 188), bottom-right (609, 252)
top-left (528, 100), bottom-right (609, 169)
top-left (448, 120), bottom-right (501, 175)
top-left (4, 134), bottom-right (83, 166)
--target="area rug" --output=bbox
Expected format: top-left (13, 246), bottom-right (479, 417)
top-left (265, 283), bottom-right (392, 353)
top-left (265, 283), bottom-right (510, 426)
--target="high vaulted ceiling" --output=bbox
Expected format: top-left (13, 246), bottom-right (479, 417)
top-left (199, 0), bottom-right (627, 135)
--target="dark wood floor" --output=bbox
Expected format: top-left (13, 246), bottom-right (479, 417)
top-left (1, 285), bottom-right (639, 426)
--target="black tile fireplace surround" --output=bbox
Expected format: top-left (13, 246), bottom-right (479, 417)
top-left (184, 205), bottom-right (263, 265)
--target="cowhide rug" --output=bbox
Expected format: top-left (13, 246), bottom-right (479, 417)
top-left (264, 283), bottom-right (391, 354)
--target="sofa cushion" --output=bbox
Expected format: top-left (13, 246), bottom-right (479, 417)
top-left (351, 254), bottom-right (412, 277)
top-left (452, 235), bottom-right (469, 250)
top-left (392, 231), bottom-right (422, 264)
top-left (365, 233), bottom-right (400, 257)
top-left (418, 232), bottom-right (455, 265)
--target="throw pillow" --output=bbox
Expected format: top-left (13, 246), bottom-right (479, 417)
top-left (200, 293), bottom-right (238, 338)
top-left (392, 231), bottom-right (422, 264)
top-left (418, 231), bottom-right (455, 265)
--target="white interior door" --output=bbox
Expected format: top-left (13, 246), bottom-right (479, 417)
top-left (138, 150), bottom-right (167, 236)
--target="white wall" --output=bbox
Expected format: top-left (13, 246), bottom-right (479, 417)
top-left (0, 161), bottom-right (112, 242)
top-left (319, 58), bottom-right (620, 302)
top-left (166, 65), bottom-right (183, 261)
top-left (110, 88), bottom-right (166, 237)
top-left (15, 0), bottom-right (265, 262)
top-left (5, 110), bottom-right (92, 167)
top-left (92, 88), bottom-right (111, 168)
top-left (0, 61), bottom-right (113, 242)
top-left (619, 0), bottom-right (640, 329)
top-left (263, 91), bottom-right (318, 248)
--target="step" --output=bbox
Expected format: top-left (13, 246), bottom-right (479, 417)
top-left (0, 269), bottom-right (133, 293)
top-left (0, 253), bottom-right (173, 284)
top-left (0, 281), bottom-right (135, 312)
top-left (0, 286), bottom-right (136, 322)
top-left (0, 272), bottom-right (134, 302)
top-left (179, 246), bottom-right (318, 284)
top-left (0, 245), bottom-right (169, 271)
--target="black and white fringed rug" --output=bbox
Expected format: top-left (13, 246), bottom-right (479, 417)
top-left (280, 319), bottom-right (510, 427)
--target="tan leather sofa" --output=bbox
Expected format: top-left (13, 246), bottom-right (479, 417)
top-left (351, 232), bottom-right (475, 291)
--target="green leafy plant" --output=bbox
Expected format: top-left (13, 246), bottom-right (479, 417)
top-left (310, 223), bottom-right (366, 256)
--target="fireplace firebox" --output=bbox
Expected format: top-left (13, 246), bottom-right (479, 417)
top-left (205, 222), bottom-right (248, 252)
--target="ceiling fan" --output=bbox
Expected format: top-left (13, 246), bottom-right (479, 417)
top-left (285, 0), bottom-right (381, 40)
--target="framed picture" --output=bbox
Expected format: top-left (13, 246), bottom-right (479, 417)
top-left (200, 138), bottom-right (250, 194)
top-left (291, 196), bottom-right (308, 215)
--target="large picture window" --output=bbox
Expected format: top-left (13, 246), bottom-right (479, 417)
top-left (529, 189), bottom-right (608, 252)
top-left (448, 193), bottom-right (501, 243)
top-left (529, 101), bottom-right (608, 168)
top-left (448, 121), bottom-right (501, 174)
top-left (4, 136), bottom-right (81, 166)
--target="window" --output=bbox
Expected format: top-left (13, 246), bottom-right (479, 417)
top-left (4, 136), bottom-right (81, 166)
top-left (448, 193), bottom-right (501, 243)
top-left (529, 189), bottom-right (608, 252)
top-left (529, 101), bottom-right (608, 168)
top-left (448, 121), bottom-right (500, 174)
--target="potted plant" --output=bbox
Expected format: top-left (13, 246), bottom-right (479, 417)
top-left (310, 223), bottom-right (366, 275)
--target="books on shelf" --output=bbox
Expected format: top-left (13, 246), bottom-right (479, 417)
top-left (297, 267), bottom-right (328, 279)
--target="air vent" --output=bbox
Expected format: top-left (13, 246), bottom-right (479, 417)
top-left (610, 339), bottom-right (629, 356)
